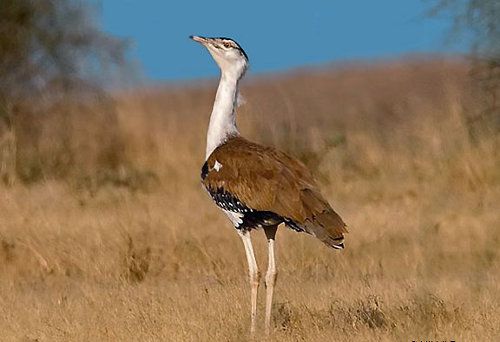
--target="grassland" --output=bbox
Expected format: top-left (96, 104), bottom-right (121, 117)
top-left (0, 58), bottom-right (499, 341)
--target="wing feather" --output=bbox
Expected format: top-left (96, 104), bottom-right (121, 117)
top-left (202, 137), bottom-right (348, 247)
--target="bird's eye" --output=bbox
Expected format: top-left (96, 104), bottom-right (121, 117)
top-left (223, 42), bottom-right (232, 49)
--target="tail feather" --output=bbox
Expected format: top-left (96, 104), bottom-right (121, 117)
top-left (298, 188), bottom-right (348, 249)
top-left (303, 209), bottom-right (347, 249)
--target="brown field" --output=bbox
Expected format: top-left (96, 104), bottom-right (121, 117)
top-left (1, 58), bottom-right (499, 341)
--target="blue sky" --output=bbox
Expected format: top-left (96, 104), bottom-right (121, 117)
top-left (101, 0), bottom-right (466, 81)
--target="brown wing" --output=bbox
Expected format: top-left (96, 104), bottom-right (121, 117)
top-left (202, 137), bottom-right (348, 248)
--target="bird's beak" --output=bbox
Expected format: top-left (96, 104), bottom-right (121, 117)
top-left (190, 35), bottom-right (209, 45)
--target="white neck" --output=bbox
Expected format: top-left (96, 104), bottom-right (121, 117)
top-left (205, 72), bottom-right (240, 159)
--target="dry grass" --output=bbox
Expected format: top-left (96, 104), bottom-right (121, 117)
top-left (0, 58), bottom-right (499, 341)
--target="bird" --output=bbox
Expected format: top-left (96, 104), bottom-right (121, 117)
top-left (190, 35), bottom-right (348, 336)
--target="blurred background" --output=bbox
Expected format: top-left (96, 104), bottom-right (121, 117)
top-left (0, 0), bottom-right (498, 187)
top-left (0, 1), bottom-right (498, 341)
top-left (0, 0), bottom-right (499, 185)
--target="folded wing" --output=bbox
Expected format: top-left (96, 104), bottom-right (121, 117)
top-left (202, 137), bottom-right (348, 248)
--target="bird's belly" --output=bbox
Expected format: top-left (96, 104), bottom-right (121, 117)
top-left (217, 206), bottom-right (283, 231)
top-left (204, 186), bottom-right (283, 231)
top-left (221, 209), bottom-right (244, 226)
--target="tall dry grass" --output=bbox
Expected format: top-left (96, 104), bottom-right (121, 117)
top-left (0, 58), bottom-right (499, 341)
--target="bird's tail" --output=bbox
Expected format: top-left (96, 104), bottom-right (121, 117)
top-left (294, 188), bottom-right (348, 249)
top-left (303, 208), bottom-right (347, 249)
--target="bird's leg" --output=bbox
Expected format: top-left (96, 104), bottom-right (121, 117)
top-left (239, 230), bottom-right (260, 336)
top-left (264, 225), bottom-right (278, 335)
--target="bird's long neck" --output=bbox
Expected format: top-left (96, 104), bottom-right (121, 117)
top-left (205, 72), bottom-right (240, 159)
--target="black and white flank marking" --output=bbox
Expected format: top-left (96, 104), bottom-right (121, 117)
top-left (202, 161), bottom-right (305, 232)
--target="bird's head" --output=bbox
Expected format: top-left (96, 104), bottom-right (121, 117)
top-left (190, 35), bottom-right (248, 79)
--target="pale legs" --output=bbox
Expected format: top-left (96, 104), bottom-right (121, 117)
top-left (239, 231), bottom-right (260, 335)
top-left (264, 225), bottom-right (278, 335)
top-left (239, 226), bottom-right (278, 336)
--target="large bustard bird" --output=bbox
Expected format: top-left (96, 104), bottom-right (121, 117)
top-left (191, 35), bottom-right (348, 335)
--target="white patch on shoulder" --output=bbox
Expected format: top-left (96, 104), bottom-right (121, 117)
top-left (222, 209), bottom-right (243, 227)
top-left (213, 160), bottom-right (223, 172)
